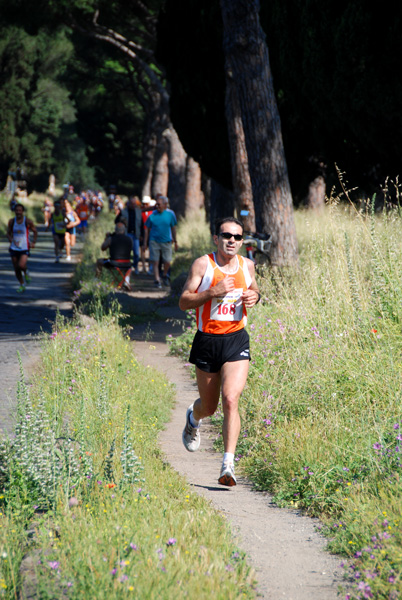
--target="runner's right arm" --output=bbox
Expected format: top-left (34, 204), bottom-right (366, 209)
top-left (6, 219), bottom-right (13, 244)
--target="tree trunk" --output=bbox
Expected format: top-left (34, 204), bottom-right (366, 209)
top-left (185, 156), bottom-right (203, 217)
top-left (152, 134), bottom-right (169, 198)
top-left (306, 175), bottom-right (326, 212)
top-left (220, 0), bottom-right (298, 266)
top-left (224, 66), bottom-right (255, 233)
top-left (164, 125), bottom-right (187, 217)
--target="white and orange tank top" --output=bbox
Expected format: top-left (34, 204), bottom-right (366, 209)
top-left (10, 217), bottom-right (29, 251)
top-left (78, 203), bottom-right (89, 220)
top-left (196, 253), bottom-right (252, 334)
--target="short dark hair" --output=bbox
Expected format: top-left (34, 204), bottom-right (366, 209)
top-left (215, 217), bottom-right (244, 236)
top-left (14, 203), bottom-right (25, 211)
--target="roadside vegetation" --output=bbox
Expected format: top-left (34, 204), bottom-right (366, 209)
top-left (170, 197), bottom-right (402, 600)
top-left (0, 205), bottom-right (255, 599)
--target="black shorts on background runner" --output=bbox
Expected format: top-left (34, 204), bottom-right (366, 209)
top-left (189, 328), bottom-right (250, 373)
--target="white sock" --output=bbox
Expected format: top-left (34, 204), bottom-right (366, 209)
top-left (189, 411), bottom-right (200, 428)
top-left (223, 452), bottom-right (234, 466)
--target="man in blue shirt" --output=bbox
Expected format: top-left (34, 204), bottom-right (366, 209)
top-left (143, 196), bottom-right (178, 288)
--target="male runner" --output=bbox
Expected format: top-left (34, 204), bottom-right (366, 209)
top-left (179, 217), bottom-right (260, 486)
top-left (7, 203), bottom-right (37, 292)
top-left (48, 200), bottom-right (67, 263)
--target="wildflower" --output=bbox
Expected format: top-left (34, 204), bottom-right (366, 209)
top-left (48, 561), bottom-right (60, 570)
top-left (166, 538), bottom-right (177, 546)
top-left (68, 497), bottom-right (78, 508)
top-left (107, 483), bottom-right (116, 489)
top-left (371, 329), bottom-right (377, 333)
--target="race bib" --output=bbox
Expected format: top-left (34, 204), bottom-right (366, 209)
top-left (13, 231), bottom-right (25, 248)
top-left (54, 221), bottom-right (65, 232)
top-left (210, 288), bottom-right (243, 321)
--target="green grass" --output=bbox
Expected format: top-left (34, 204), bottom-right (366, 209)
top-left (171, 201), bottom-right (402, 599)
top-left (0, 310), bottom-right (256, 599)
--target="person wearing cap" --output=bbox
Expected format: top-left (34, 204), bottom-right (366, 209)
top-left (143, 195), bottom-right (178, 288)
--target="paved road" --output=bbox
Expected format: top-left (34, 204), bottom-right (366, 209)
top-left (0, 224), bottom-right (77, 436)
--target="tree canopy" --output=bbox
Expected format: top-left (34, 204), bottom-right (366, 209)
top-left (0, 0), bottom-right (401, 202)
top-left (158, 0), bottom-right (402, 202)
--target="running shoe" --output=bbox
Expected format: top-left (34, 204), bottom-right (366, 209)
top-left (162, 275), bottom-right (170, 287)
top-left (182, 404), bottom-right (201, 452)
top-left (55, 256), bottom-right (60, 263)
top-left (16, 284), bottom-right (26, 293)
top-left (154, 280), bottom-right (162, 289)
top-left (66, 256), bottom-right (71, 261)
top-left (218, 463), bottom-right (237, 487)
top-left (25, 272), bottom-right (31, 284)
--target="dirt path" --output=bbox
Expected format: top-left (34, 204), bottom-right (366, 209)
top-left (126, 293), bottom-right (344, 600)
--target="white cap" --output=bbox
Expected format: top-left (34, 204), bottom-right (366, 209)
top-left (142, 196), bottom-right (156, 206)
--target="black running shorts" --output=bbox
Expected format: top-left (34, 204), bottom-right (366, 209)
top-left (189, 328), bottom-right (250, 373)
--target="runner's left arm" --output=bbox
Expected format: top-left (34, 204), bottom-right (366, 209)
top-left (241, 258), bottom-right (260, 307)
top-left (27, 219), bottom-right (38, 247)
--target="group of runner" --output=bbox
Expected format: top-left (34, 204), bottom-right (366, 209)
top-left (7, 192), bottom-right (260, 488)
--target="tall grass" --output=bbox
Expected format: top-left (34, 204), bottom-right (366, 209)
top-left (170, 200), bottom-right (402, 599)
top-left (225, 203), bottom-right (402, 599)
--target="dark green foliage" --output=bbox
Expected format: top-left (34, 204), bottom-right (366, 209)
top-left (157, 0), bottom-right (232, 189)
top-left (0, 26), bottom-right (77, 189)
top-left (158, 0), bottom-right (402, 201)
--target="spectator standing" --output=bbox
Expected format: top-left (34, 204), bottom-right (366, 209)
top-left (140, 196), bottom-right (155, 274)
top-left (125, 196), bottom-right (142, 275)
top-left (143, 195), bottom-right (178, 288)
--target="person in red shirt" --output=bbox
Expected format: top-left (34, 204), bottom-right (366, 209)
top-left (76, 195), bottom-right (90, 234)
top-left (179, 217), bottom-right (260, 487)
top-left (140, 196), bottom-right (155, 274)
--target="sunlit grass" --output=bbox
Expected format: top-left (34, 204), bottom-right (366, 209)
top-left (171, 201), bottom-right (402, 599)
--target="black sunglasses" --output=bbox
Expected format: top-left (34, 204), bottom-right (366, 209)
top-left (219, 232), bottom-right (243, 241)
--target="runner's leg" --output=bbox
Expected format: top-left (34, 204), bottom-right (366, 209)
top-left (220, 360), bottom-right (250, 454)
top-left (65, 232), bottom-right (71, 258)
top-left (18, 254), bottom-right (28, 280)
top-left (193, 367), bottom-right (221, 421)
top-left (11, 255), bottom-right (23, 284)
